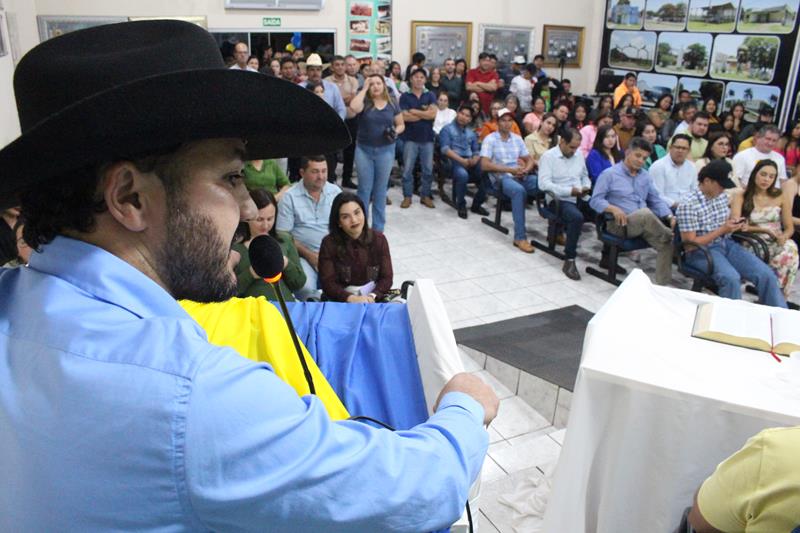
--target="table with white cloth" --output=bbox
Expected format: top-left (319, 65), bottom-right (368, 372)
top-left (543, 270), bottom-right (800, 533)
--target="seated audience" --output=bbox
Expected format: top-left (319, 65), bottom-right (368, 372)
top-left (717, 112), bottom-right (736, 144)
top-left (440, 105), bottom-right (488, 219)
top-left (538, 128), bottom-right (591, 280)
top-left (738, 105), bottom-right (775, 146)
top-left (702, 97), bottom-right (719, 126)
top-left (647, 93), bottom-right (673, 135)
top-left (731, 160), bottom-right (798, 298)
top-left (695, 131), bottom-right (734, 180)
top-left (688, 426), bottom-right (800, 533)
top-left (480, 100), bottom-right (521, 141)
top-left (579, 110), bottom-right (614, 157)
top-left (433, 91), bottom-right (456, 135)
top-left (785, 170), bottom-right (800, 250)
top-left (779, 119), bottom-right (800, 177)
top-left (596, 95), bottom-right (613, 116)
top-left (234, 189), bottom-right (306, 302)
top-left (552, 101), bottom-right (571, 136)
top-left (636, 120), bottom-right (666, 169)
top-left (524, 113), bottom-right (558, 169)
top-left (586, 125), bottom-right (622, 185)
top-left (243, 159), bottom-right (291, 200)
top-left (677, 160), bottom-right (787, 307)
top-left (468, 96), bottom-right (485, 134)
top-left (509, 63), bottom-right (535, 113)
top-left (522, 96), bottom-right (547, 135)
top-left (650, 133), bottom-right (697, 209)
top-left (614, 106), bottom-right (637, 151)
top-left (612, 94), bottom-right (634, 123)
top-left (590, 137), bottom-right (675, 285)
top-left (673, 102), bottom-right (697, 136)
top-left (504, 94), bottom-right (526, 134)
top-left (729, 101), bottom-right (746, 139)
top-left (318, 192), bottom-right (393, 303)
top-left (613, 72), bottom-right (642, 108)
top-left (670, 111), bottom-right (709, 162)
top-left (480, 108), bottom-right (537, 253)
top-left (732, 125), bottom-right (787, 187)
top-left (568, 102), bottom-right (588, 130)
top-left (349, 74), bottom-right (404, 232)
top-left (276, 155), bottom-right (342, 300)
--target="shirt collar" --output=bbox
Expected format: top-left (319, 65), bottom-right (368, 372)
top-left (28, 236), bottom-right (192, 320)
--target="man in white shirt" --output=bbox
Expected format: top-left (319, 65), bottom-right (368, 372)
top-left (538, 128), bottom-right (591, 280)
top-left (733, 124), bottom-right (787, 187)
top-left (509, 63), bottom-right (534, 113)
top-left (651, 133), bottom-right (697, 209)
top-left (229, 42), bottom-right (258, 72)
top-left (673, 102), bottom-right (697, 135)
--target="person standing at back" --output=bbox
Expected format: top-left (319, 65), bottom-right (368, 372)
top-left (466, 52), bottom-right (500, 116)
top-left (399, 69), bottom-right (438, 209)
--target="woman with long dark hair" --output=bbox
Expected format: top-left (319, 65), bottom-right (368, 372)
top-left (586, 125), bottom-right (623, 185)
top-left (636, 120), bottom-right (665, 169)
top-left (233, 188), bottom-right (306, 301)
top-left (695, 131), bottom-right (734, 179)
top-left (318, 192), bottom-right (393, 303)
top-left (779, 119), bottom-right (800, 177)
top-left (524, 113), bottom-right (558, 168)
top-left (522, 96), bottom-right (547, 135)
top-left (647, 93), bottom-right (673, 133)
top-left (731, 160), bottom-right (798, 296)
top-left (568, 101), bottom-right (589, 130)
top-left (579, 109), bottom-right (614, 157)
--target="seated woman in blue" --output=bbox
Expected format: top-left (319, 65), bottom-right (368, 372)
top-left (586, 124), bottom-right (623, 185)
top-left (318, 192), bottom-right (393, 303)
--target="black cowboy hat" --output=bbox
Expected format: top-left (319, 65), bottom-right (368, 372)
top-left (0, 20), bottom-right (350, 208)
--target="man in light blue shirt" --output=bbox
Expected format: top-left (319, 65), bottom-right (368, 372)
top-left (299, 54), bottom-right (346, 120)
top-left (538, 128), bottom-right (591, 280)
top-left (276, 155), bottom-right (342, 300)
top-left (590, 136), bottom-right (676, 285)
top-left (0, 20), bottom-right (498, 532)
top-left (650, 133), bottom-right (697, 209)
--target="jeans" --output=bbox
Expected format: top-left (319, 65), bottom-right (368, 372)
top-left (686, 238), bottom-right (787, 308)
top-left (402, 141), bottom-right (434, 198)
top-left (500, 175), bottom-right (539, 241)
top-left (450, 160), bottom-right (486, 209)
top-left (549, 200), bottom-right (584, 259)
top-left (355, 143), bottom-right (395, 232)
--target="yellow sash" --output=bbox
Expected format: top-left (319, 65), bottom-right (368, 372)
top-left (180, 297), bottom-right (349, 420)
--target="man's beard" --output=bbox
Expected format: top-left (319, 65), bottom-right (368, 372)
top-left (155, 194), bottom-right (237, 303)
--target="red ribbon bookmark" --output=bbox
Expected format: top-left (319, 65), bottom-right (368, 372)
top-left (769, 316), bottom-right (782, 363)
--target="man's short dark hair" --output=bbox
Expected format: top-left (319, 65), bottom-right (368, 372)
top-left (300, 155), bottom-right (326, 170)
top-left (410, 68), bottom-right (427, 79)
top-left (757, 124), bottom-right (781, 137)
top-left (682, 101), bottom-right (697, 111)
top-left (331, 55), bottom-right (345, 63)
top-left (488, 53), bottom-right (498, 61)
top-left (562, 78), bottom-right (571, 85)
top-left (478, 52), bottom-right (491, 61)
top-left (280, 57), bottom-right (296, 67)
top-left (627, 136), bottom-right (652, 154)
top-left (624, 72), bottom-right (637, 80)
top-left (457, 104), bottom-right (474, 117)
top-left (411, 52), bottom-right (425, 64)
top-left (534, 54), bottom-right (544, 61)
top-left (561, 128), bottom-right (582, 144)
top-left (671, 133), bottom-right (693, 146)
top-left (692, 111), bottom-right (710, 121)
top-left (344, 54), bottom-right (356, 61)
top-left (679, 90), bottom-right (690, 96)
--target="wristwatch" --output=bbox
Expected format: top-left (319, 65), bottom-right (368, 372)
top-left (368, 292), bottom-right (377, 300)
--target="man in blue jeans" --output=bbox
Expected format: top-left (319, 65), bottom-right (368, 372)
top-left (480, 108), bottom-right (537, 253)
top-left (400, 69), bottom-right (437, 208)
top-left (440, 105), bottom-right (488, 219)
top-left (677, 159), bottom-right (787, 307)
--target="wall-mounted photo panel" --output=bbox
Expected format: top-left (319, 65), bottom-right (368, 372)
top-left (723, 82), bottom-right (781, 120)
top-left (637, 72), bottom-right (678, 106)
top-left (687, 0), bottom-right (739, 32)
top-left (737, 0), bottom-right (798, 34)
top-left (607, 0), bottom-right (645, 29)
top-left (645, 0), bottom-right (688, 30)
top-left (608, 30), bottom-right (656, 70)
top-left (655, 31), bottom-right (712, 76)
top-left (710, 34), bottom-right (778, 84)
top-left (479, 24), bottom-right (535, 69)
top-left (678, 77), bottom-right (725, 104)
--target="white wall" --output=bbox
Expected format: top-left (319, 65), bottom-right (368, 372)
top-left (2, 0), bottom-right (606, 147)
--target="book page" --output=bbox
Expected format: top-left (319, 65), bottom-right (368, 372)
top-left (770, 308), bottom-right (800, 355)
top-left (693, 301), bottom-right (772, 351)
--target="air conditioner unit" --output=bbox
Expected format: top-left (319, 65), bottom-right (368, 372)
top-left (225, 0), bottom-right (325, 10)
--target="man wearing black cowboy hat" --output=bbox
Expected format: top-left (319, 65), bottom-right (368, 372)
top-left (0, 20), bottom-right (498, 531)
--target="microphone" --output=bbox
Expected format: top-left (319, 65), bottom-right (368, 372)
top-left (249, 235), bottom-right (316, 394)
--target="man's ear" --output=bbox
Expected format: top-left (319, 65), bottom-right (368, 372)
top-left (100, 162), bottom-right (161, 233)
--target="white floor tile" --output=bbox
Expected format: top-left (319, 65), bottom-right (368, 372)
top-left (489, 430), bottom-right (562, 475)
top-left (491, 396), bottom-right (551, 439)
top-left (480, 456), bottom-right (508, 484)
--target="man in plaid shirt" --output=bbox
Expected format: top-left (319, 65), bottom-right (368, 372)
top-left (677, 160), bottom-right (787, 307)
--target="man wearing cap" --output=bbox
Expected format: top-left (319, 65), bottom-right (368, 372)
top-left (614, 107), bottom-right (637, 151)
top-left (399, 68), bottom-right (438, 208)
top-left (677, 160), bottom-right (787, 307)
top-left (509, 63), bottom-right (534, 113)
top-left (613, 72), bottom-right (642, 108)
top-left (230, 41), bottom-right (258, 72)
top-left (0, 20), bottom-right (498, 531)
top-left (733, 124), bottom-right (787, 187)
top-left (498, 56), bottom-right (525, 99)
top-left (300, 53), bottom-right (346, 121)
top-left (480, 108), bottom-right (537, 253)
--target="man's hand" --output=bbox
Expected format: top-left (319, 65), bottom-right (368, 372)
top-left (469, 155), bottom-right (480, 168)
top-left (609, 206), bottom-right (627, 226)
top-left (571, 187), bottom-right (582, 197)
top-left (346, 294), bottom-right (375, 303)
top-left (669, 216), bottom-right (677, 230)
top-left (434, 373), bottom-right (499, 426)
top-left (722, 217), bottom-right (745, 234)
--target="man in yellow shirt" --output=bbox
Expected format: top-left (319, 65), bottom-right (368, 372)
top-left (688, 426), bottom-right (800, 532)
top-left (613, 72), bottom-right (642, 108)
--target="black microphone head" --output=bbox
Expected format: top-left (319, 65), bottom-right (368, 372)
top-left (248, 234), bottom-right (285, 280)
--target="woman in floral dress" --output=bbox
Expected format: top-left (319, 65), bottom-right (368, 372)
top-left (732, 160), bottom-right (798, 297)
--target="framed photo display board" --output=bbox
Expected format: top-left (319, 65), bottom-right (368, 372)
top-left (598, 0), bottom-right (800, 127)
top-left (410, 20), bottom-right (471, 67)
top-left (346, 0), bottom-right (392, 61)
top-left (479, 24), bottom-right (534, 68)
top-left (37, 16), bottom-right (126, 42)
top-left (542, 25), bottom-right (584, 67)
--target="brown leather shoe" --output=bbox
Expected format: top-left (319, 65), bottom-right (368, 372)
top-left (400, 197), bottom-right (412, 208)
top-left (513, 240), bottom-right (535, 253)
top-left (420, 196), bottom-right (435, 208)
top-left (555, 234), bottom-right (566, 246)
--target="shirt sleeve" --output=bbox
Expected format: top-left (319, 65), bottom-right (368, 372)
top-left (439, 125), bottom-right (453, 155)
top-left (538, 153), bottom-right (572, 198)
top-left (185, 349), bottom-right (488, 532)
top-left (331, 85), bottom-right (347, 120)
top-left (646, 177), bottom-right (673, 218)
top-left (399, 93), bottom-right (412, 111)
top-left (469, 131), bottom-right (479, 155)
top-left (480, 135), bottom-right (493, 159)
top-left (516, 136), bottom-right (530, 158)
top-left (275, 192), bottom-right (294, 233)
top-left (589, 168), bottom-right (612, 213)
top-left (732, 152), bottom-right (748, 184)
top-left (279, 233), bottom-right (307, 292)
top-left (317, 236), bottom-right (351, 302)
top-left (374, 233), bottom-right (393, 299)
top-left (649, 161), bottom-right (673, 205)
top-left (675, 201), bottom-right (699, 233)
top-left (578, 158), bottom-right (591, 189)
top-left (465, 69), bottom-right (476, 83)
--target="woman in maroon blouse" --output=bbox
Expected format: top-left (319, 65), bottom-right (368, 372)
top-left (318, 192), bottom-right (393, 303)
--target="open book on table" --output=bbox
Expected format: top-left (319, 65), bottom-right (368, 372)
top-left (692, 301), bottom-right (800, 356)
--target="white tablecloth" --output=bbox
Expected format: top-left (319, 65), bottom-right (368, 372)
top-left (543, 270), bottom-right (800, 532)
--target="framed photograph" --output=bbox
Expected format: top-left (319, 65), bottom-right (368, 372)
top-left (542, 25), bottom-right (584, 67)
top-left (608, 30), bottom-right (656, 71)
top-left (710, 34), bottom-right (779, 84)
top-left (723, 81), bottom-right (781, 119)
top-left (410, 20), bottom-right (471, 67)
top-left (128, 16), bottom-right (208, 29)
top-left (655, 31), bottom-right (712, 76)
top-left (478, 24), bottom-right (534, 69)
top-left (678, 77), bottom-right (725, 105)
top-left (637, 72), bottom-right (678, 106)
top-left (37, 16), bottom-right (126, 42)
top-left (0, 12), bottom-right (8, 58)
top-left (607, 0), bottom-right (645, 29)
top-left (738, 0), bottom-right (798, 34)
top-left (645, 0), bottom-right (688, 31)
top-left (687, 0), bottom-right (737, 32)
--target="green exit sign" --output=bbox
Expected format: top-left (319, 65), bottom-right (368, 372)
top-left (262, 17), bottom-right (281, 27)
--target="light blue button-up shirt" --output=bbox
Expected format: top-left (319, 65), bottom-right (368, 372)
top-left (277, 181), bottom-right (342, 252)
top-left (299, 79), bottom-right (346, 119)
top-left (590, 161), bottom-right (672, 218)
top-left (0, 236), bottom-right (488, 532)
